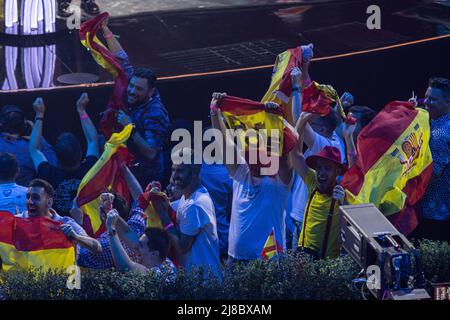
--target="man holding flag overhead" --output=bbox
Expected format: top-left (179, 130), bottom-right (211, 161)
top-left (80, 14), bottom-right (170, 188)
top-left (210, 92), bottom-right (295, 264)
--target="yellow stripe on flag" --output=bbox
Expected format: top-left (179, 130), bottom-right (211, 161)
top-left (346, 108), bottom-right (432, 216)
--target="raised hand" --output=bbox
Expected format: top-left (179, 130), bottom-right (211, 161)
top-left (210, 92), bottom-right (227, 112)
top-left (290, 67), bottom-right (302, 89)
top-left (301, 43), bottom-right (314, 65)
top-left (106, 209), bottom-right (119, 231)
top-left (32, 97), bottom-right (45, 116)
top-left (340, 92), bottom-right (354, 110)
top-left (76, 92), bottom-right (90, 114)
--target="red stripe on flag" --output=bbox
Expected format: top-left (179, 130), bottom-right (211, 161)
top-left (219, 96), bottom-right (285, 117)
top-left (343, 101), bottom-right (418, 194)
top-left (402, 162), bottom-right (434, 206)
top-left (0, 212), bottom-right (73, 251)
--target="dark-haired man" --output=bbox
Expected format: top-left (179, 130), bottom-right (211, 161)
top-left (0, 153), bottom-right (27, 214)
top-left (106, 207), bottom-right (176, 275)
top-left (0, 105), bottom-right (57, 186)
top-left (17, 179), bottom-right (101, 254)
top-left (414, 77), bottom-right (450, 242)
top-left (102, 19), bottom-right (170, 187)
top-left (29, 94), bottom-right (99, 216)
top-left (154, 148), bottom-right (220, 276)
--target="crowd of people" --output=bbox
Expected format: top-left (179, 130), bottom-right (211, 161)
top-left (0, 19), bottom-right (448, 279)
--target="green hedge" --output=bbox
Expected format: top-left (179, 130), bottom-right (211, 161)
top-left (1, 240), bottom-right (449, 300)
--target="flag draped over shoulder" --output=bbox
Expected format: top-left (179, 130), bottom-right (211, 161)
top-left (76, 124), bottom-right (134, 238)
top-left (261, 46), bottom-right (302, 124)
top-left (219, 95), bottom-right (297, 160)
top-left (342, 101), bottom-right (433, 235)
top-left (80, 12), bottom-right (128, 138)
top-left (0, 211), bottom-right (75, 272)
top-left (261, 228), bottom-right (282, 260)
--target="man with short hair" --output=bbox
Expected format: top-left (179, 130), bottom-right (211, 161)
top-left (0, 104), bottom-right (57, 186)
top-left (17, 179), bottom-right (102, 254)
top-left (0, 153), bottom-right (27, 214)
top-left (106, 209), bottom-right (176, 276)
top-left (29, 94), bottom-right (99, 216)
top-left (154, 148), bottom-right (220, 276)
top-left (413, 77), bottom-right (450, 242)
top-left (101, 19), bottom-right (170, 187)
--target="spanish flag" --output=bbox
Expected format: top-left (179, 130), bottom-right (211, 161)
top-left (0, 211), bottom-right (75, 272)
top-left (138, 182), bottom-right (176, 229)
top-left (261, 46), bottom-right (302, 124)
top-left (261, 228), bottom-right (282, 260)
top-left (76, 124), bottom-right (134, 238)
top-left (342, 101), bottom-right (433, 235)
top-left (219, 95), bottom-right (297, 161)
top-left (80, 12), bottom-right (128, 138)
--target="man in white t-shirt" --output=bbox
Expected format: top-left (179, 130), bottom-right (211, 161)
top-left (155, 148), bottom-right (220, 276)
top-left (210, 93), bottom-right (294, 263)
top-left (0, 153), bottom-right (27, 214)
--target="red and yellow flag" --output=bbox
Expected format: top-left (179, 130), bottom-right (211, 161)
top-left (80, 12), bottom-right (128, 138)
top-left (219, 95), bottom-right (297, 162)
top-left (261, 46), bottom-right (302, 124)
top-left (261, 228), bottom-right (282, 260)
top-left (138, 182), bottom-right (177, 229)
top-left (76, 124), bottom-right (134, 238)
top-left (0, 211), bottom-right (75, 272)
top-left (342, 101), bottom-right (433, 235)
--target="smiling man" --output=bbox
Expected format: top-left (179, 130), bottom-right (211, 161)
top-left (18, 179), bottom-right (102, 255)
top-left (290, 113), bottom-right (349, 259)
top-left (101, 19), bottom-right (170, 188)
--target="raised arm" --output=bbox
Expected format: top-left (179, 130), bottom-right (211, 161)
top-left (101, 17), bottom-right (124, 55)
top-left (76, 93), bottom-right (99, 158)
top-left (210, 92), bottom-right (240, 177)
top-left (120, 164), bottom-right (143, 201)
top-left (342, 122), bottom-right (357, 168)
top-left (300, 43), bottom-right (313, 88)
top-left (106, 210), bottom-right (148, 274)
top-left (291, 67), bottom-right (303, 124)
top-left (29, 98), bottom-right (48, 170)
top-left (289, 113), bottom-right (318, 180)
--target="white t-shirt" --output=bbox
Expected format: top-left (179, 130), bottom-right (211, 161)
top-left (289, 131), bottom-right (346, 223)
top-left (176, 186), bottom-right (220, 276)
top-left (0, 183), bottom-right (27, 215)
top-left (228, 164), bottom-right (292, 260)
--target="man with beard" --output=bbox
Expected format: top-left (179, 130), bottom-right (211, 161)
top-left (412, 77), bottom-right (450, 242)
top-left (154, 148), bottom-right (220, 277)
top-left (290, 112), bottom-right (349, 259)
top-left (0, 105), bottom-right (57, 186)
top-left (101, 19), bottom-right (170, 188)
top-left (18, 179), bottom-right (102, 255)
